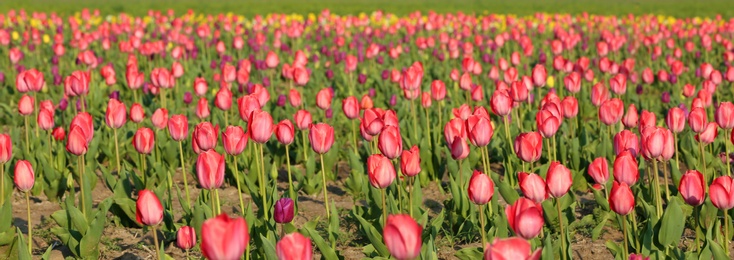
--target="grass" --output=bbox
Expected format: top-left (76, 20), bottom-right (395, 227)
top-left (0, 0), bottom-right (731, 17)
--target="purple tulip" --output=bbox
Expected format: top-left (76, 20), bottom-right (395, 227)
top-left (636, 84), bottom-right (644, 95)
top-left (368, 88), bottom-right (376, 97)
top-left (274, 198), bottom-right (294, 224)
top-left (381, 70), bottom-right (389, 80)
top-left (53, 74), bottom-right (62, 85)
top-left (661, 92), bottom-right (671, 103)
top-left (390, 94), bottom-right (397, 107)
top-left (358, 74), bottom-right (367, 84)
top-left (376, 56), bottom-right (384, 65)
top-left (263, 77), bottom-right (271, 87)
top-left (325, 108), bottom-right (333, 119)
top-left (109, 91), bottom-right (120, 100)
top-left (325, 69), bottom-right (334, 80)
top-left (277, 95), bottom-right (287, 107)
top-left (58, 98), bottom-right (68, 111)
top-left (184, 92), bottom-right (193, 105)
top-left (0, 72), bottom-right (4, 83)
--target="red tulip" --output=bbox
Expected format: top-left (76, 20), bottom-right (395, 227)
top-left (251, 84), bottom-right (271, 107)
top-left (588, 157), bottom-right (610, 185)
top-left (105, 99), bottom-right (127, 129)
top-left (215, 87), bottom-right (233, 111)
top-left (37, 108), bottom-right (55, 131)
top-left (221, 64), bottom-right (235, 83)
top-left (201, 214), bottom-right (249, 260)
top-left (383, 214), bottom-right (422, 260)
top-left (194, 78), bottom-right (208, 96)
top-left (695, 122), bottom-right (718, 144)
top-left (289, 89), bottom-right (303, 107)
top-left (622, 104), bottom-right (638, 128)
top-left (609, 73), bottom-right (627, 95)
top-left (614, 130), bottom-right (640, 157)
top-left (518, 172), bottom-right (547, 203)
top-left (506, 198), bottom-right (544, 240)
top-left (561, 96), bottom-right (578, 119)
top-left (65, 70), bottom-right (90, 96)
top-left (136, 190), bottom-right (163, 226)
top-left (490, 89), bottom-right (513, 116)
top-left (316, 88), bottom-right (333, 110)
top-left (237, 95), bottom-right (261, 122)
top-left (367, 154), bottom-right (396, 189)
top-left (66, 126), bottom-right (89, 156)
top-left (609, 181), bottom-right (635, 215)
top-left (639, 110), bottom-right (657, 130)
top-left (599, 98), bottom-right (624, 126)
top-left (52, 127), bottom-right (66, 141)
top-left (13, 160), bottom-right (34, 192)
top-left (484, 237), bottom-right (542, 260)
top-left (421, 92), bottom-right (432, 108)
top-left (15, 69), bottom-right (45, 93)
top-left (151, 108), bottom-right (169, 130)
top-left (459, 72), bottom-right (472, 91)
top-left (276, 232), bottom-right (312, 260)
top-left (688, 107), bottom-right (708, 133)
top-left (466, 115), bottom-right (493, 147)
top-left (0, 134), bottom-right (11, 163)
top-left (197, 149), bottom-right (226, 189)
top-left (342, 96), bottom-right (360, 120)
top-left (378, 126), bottom-right (403, 159)
top-left (40, 100), bottom-right (54, 112)
top-left (294, 110), bottom-right (312, 130)
top-left (275, 119), bottom-right (295, 145)
top-left (193, 122), bottom-right (219, 152)
top-left (130, 103), bottom-right (145, 123)
top-left (431, 80), bottom-right (446, 101)
top-left (400, 146), bottom-right (421, 177)
top-left (510, 81), bottom-right (529, 103)
top-left (401, 63), bottom-right (423, 90)
top-left (249, 110), bottom-right (273, 143)
top-left (591, 83), bottom-right (609, 107)
top-left (564, 72), bottom-right (581, 94)
top-left (132, 127), bottom-right (155, 154)
top-left (222, 126), bottom-right (248, 155)
top-left (546, 162), bottom-right (572, 198)
top-left (613, 151), bottom-right (639, 186)
top-left (536, 109), bottom-right (561, 138)
top-left (309, 123), bottom-right (335, 154)
top-left (18, 94), bottom-right (34, 116)
top-left (453, 104), bottom-right (472, 120)
top-left (471, 85), bottom-right (484, 102)
top-left (531, 64), bottom-right (547, 87)
top-left (449, 133), bottom-right (470, 160)
top-left (716, 102), bottom-right (734, 129)
top-left (151, 67), bottom-right (174, 88)
top-left (70, 112), bottom-right (94, 144)
top-left (176, 226), bottom-right (196, 250)
top-left (679, 170), bottom-right (705, 206)
top-left (293, 66), bottom-right (310, 86)
top-left (514, 132), bottom-right (543, 163)
top-left (168, 115), bottom-right (189, 141)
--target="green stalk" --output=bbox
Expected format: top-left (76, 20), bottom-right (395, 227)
top-left (79, 156), bottom-right (86, 217)
top-left (259, 143), bottom-right (269, 220)
top-left (479, 204), bottom-right (486, 249)
top-left (114, 128), bottom-right (121, 173)
top-left (178, 142), bottom-right (191, 209)
top-left (652, 159), bottom-right (662, 218)
top-left (410, 98), bottom-right (418, 145)
top-left (351, 120), bottom-right (358, 154)
top-left (381, 188), bottom-right (387, 227)
top-left (233, 156), bottom-right (245, 216)
top-left (557, 198), bottom-right (566, 260)
top-left (285, 145), bottom-right (295, 201)
top-left (699, 140), bottom-right (708, 191)
top-left (152, 225), bottom-right (160, 260)
top-left (25, 116), bottom-right (30, 155)
top-left (26, 191), bottom-right (32, 256)
top-left (320, 153), bottom-right (331, 219)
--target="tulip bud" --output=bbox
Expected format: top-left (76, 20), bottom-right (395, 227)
top-left (136, 190), bottom-right (163, 226)
top-left (468, 170), bottom-right (494, 205)
top-left (518, 172), bottom-right (548, 203)
top-left (609, 181), bottom-right (635, 215)
top-left (13, 160), bottom-right (34, 192)
top-left (506, 198), bottom-right (544, 239)
top-left (546, 162), bottom-right (572, 198)
top-left (196, 150), bottom-right (226, 190)
top-left (383, 214), bottom-right (422, 260)
top-left (679, 170), bottom-right (705, 206)
top-left (201, 214), bottom-right (250, 260)
top-left (176, 226), bottom-right (197, 250)
top-left (276, 232), bottom-right (312, 260)
top-left (308, 123), bottom-right (335, 154)
top-left (132, 127), bottom-right (155, 154)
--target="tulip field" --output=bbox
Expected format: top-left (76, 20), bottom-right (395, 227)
top-left (3, 5), bottom-right (734, 260)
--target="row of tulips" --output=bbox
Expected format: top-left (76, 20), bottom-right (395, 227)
top-left (2, 8), bottom-right (734, 260)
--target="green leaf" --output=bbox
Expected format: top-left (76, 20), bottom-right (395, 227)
top-left (259, 234), bottom-right (278, 260)
top-left (15, 227), bottom-right (32, 260)
top-left (491, 171), bottom-right (518, 204)
top-left (352, 212), bottom-right (389, 257)
top-left (658, 197), bottom-right (685, 246)
top-left (592, 211), bottom-right (611, 240)
top-left (301, 224), bottom-right (341, 260)
top-left (707, 239), bottom-right (728, 260)
top-left (454, 247), bottom-right (483, 260)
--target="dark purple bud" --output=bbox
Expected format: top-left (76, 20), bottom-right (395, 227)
top-left (695, 67), bottom-right (701, 78)
top-left (358, 74), bottom-right (367, 84)
top-left (636, 84), bottom-right (644, 95)
top-left (97, 56), bottom-right (104, 65)
top-left (109, 91), bottom-right (120, 100)
top-left (273, 198), bottom-right (294, 224)
top-left (51, 66), bottom-right (59, 75)
top-left (668, 73), bottom-right (677, 84)
top-left (16, 65), bottom-right (26, 73)
top-left (369, 88), bottom-right (376, 97)
top-left (390, 94), bottom-right (397, 107)
top-left (376, 55), bottom-right (384, 65)
top-left (538, 52), bottom-right (547, 64)
top-left (0, 72), bottom-right (4, 83)
top-left (28, 44), bottom-right (35, 52)
top-left (54, 74), bottom-right (62, 85)
top-left (210, 60), bottom-right (217, 69)
top-left (58, 98), bottom-right (68, 111)
top-left (142, 82), bottom-right (150, 94)
top-left (51, 56), bottom-right (59, 65)
top-left (661, 92), bottom-right (671, 103)
top-left (238, 84), bottom-right (245, 94)
top-left (381, 70), bottom-right (389, 80)
top-left (262, 77), bottom-right (271, 87)
top-left (695, 51), bottom-right (702, 59)
top-left (325, 69), bottom-right (334, 80)
top-left (277, 95), bottom-right (287, 107)
top-left (325, 108), bottom-right (333, 119)
top-left (246, 82), bottom-right (255, 94)
top-left (184, 92), bottom-right (193, 104)
top-left (76, 99), bottom-right (87, 111)
top-left (482, 53), bottom-right (490, 64)
top-left (56, 26), bottom-right (63, 34)
top-left (311, 54), bottom-right (319, 63)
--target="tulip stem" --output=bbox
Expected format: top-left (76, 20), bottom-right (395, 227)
top-left (0, 163), bottom-right (4, 205)
top-left (622, 215), bottom-right (629, 258)
top-left (458, 159), bottom-right (464, 190)
top-left (78, 156), bottom-right (86, 217)
top-left (725, 130), bottom-right (731, 176)
top-left (481, 146), bottom-right (490, 174)
top-left (694, 206), bottom-right (701, 252)
top-left (350, 120), bottom-right (358, 154)
top-left (26, 191), bottom-right (32, 256)
top-left (395, 162), bottom-right (404, 213)
top-left (301, 131), bottom-right (308, 164)
top-left (410, 98), bottom-right (418, 146)
top-left (503, 116), bottom-right (514, 187)
top-left (479, 204), bottom-right (486, 249)
top-left (152, 225), bottom-right (160, 260)
top-left (408, 177), bottom-right (414, 218)
top-left (725, 209), bottom-right (730, 255)
top-left (552, 136), bottom-right (557, 162)
top-left (24, 116), bottom-right (30, 155)
top-left (557, 198), bottom-right (566, 260)
top-left (215, 189), bottom-right (221, 215)
top-left (114, 128), bottom-right (121, 173)
top-left (320, 153), bottom-right (331, 219)
top-left (178, 142), bottom-right (191, 210)
top-left (259, 143), bottom-right (269, 221)
top-left (674, 132), bottom-right (680, 171)
top-left (652, 159), bottom-right (662, 218)
top-left (233, 155), bottom-right (247, 215)
top-left (699, 140), bottom-right (708, 189)
top-left (662, 162), bottom-right (670, 201)
top-left (424, 107), bottom-right (432, 149)
top-left (381, 188), bottom-right (387, 227)
top-left (285, 145), bottom-right (295, 204)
